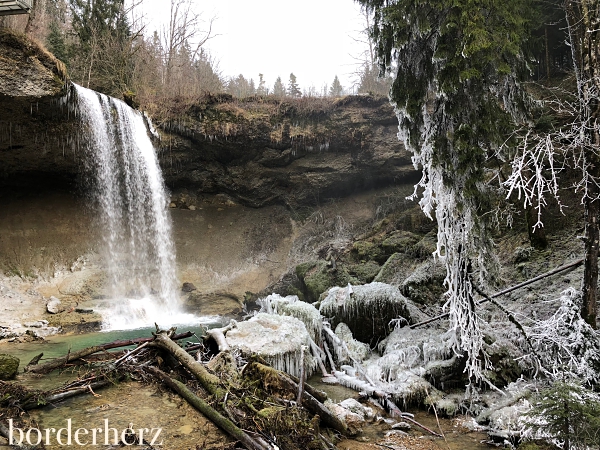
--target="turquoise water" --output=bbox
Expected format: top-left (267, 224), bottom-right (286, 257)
top-left (0, 323), bottom-right (218, 370)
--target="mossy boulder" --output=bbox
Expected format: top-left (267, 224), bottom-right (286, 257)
top-left (320, 282), bottom-right (411, 346)
top-left (346, 261), bottom-right (381, 283)
top-left (351, 241), bottom-right (386, 263)
top-left (381, 231), bottom-right (421, 255)
top-left (0, 354), bottom-right (19, 380)
top-left (295, 261), bottom-right (358, 303)
top-left (374, 252), bottom-right (418, 286)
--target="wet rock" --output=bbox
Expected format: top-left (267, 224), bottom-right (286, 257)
top-left (181, 282), bottom-right (197, 293)
top-left (225, 313), bottom-right (316, 378)
top-left (0, 354), bottom-right (19, 380)
top-left (46, 296), bottom-right (64, 314)
top-left (320, 282), bottom-right (411, 346)
top-left (325, 399), bottom-right (366, 435)
top-left (391, 421), bottom-right (411, 431)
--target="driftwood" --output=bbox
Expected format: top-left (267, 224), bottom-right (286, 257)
top-left (25, 331), bottom-right (194, 374)
top-left (147, 367), bottom-right (271, 450)
top-left (22, 380), bottom-right (113, 410)
top-left (205, 321), bottom-right (236, 352)
top-left (151, 330), bottom-right (221, 397)
top-left (248, 362), bottom-right (348, 435)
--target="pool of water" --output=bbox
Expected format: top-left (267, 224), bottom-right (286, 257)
top-left (0, 321), bottom-right (221, 375)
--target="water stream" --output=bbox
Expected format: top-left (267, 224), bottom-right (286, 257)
top-left (74, 85), bottom-right (197, 330)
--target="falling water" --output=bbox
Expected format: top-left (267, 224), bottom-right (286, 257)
top-left (74, 84), bottom-right (197, 330)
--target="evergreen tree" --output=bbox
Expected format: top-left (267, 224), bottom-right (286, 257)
top-left (288, 72), bottom-right (301, 97)
top-left (273, 76), bottom-right (286, 97)
top-left (257, 73), bottom-right (267, 96)
top-left (69, 0), bottom-right (133, 94)
top-left (329, 75), bottom-right (343, 97)
top-left (357, 0), bottom-right (534, 380)
top-left (46, 21), bottom-right (69, 65)
top-left (525, 382), bottom-right (600, 450)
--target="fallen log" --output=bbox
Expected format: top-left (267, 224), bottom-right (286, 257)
top-left (25, 331), bottom-right (194, 374)
top-left (151, 330), bottom-right (221, 397)
top-left (248, 362), bottom-right (348, 436)
top-left (22, 380), bottom-right (113, 410)
top-left (410, 258), bottom-right (584, 328)
top-left (205, 321), bottom-right (236, 352)
top-left (147, 367), bottom-right (271, 450)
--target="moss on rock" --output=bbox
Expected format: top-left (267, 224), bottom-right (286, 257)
top-left (381, 230), bottom-right (421, 254)
top-left (352, 240), bottom-right (386, 263)
top-left (296, 260), bottom-right (359, 303)
top-left (0, 354), bottom-right (19, 380)
top-left (346, 261), bottom-right (381, 283)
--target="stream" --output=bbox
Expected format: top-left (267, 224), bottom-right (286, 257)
top-left (1, 330), bottom-right (493, 450)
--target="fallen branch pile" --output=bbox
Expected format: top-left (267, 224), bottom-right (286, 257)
top-left (0, 326), bottom-right (346, 450)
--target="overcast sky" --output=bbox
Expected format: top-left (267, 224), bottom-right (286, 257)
top-left (139, 0), bottom-right (369, 93)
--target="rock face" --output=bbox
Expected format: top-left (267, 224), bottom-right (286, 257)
top-left (157, 95), bottom-right (416, 208)
top-left (0, 354), bottom-right (19, 380)
top-left (0, 29), bottom-right (74, 186)
top-left (0, 31), bottom-right (414, 207)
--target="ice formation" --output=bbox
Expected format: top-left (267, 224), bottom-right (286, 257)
top-left (225, 313), bottom-right (316, 378)
top-left (320, 282), bottom-right (411, 344)
top-left (258, 293), bottom-right (322, 344)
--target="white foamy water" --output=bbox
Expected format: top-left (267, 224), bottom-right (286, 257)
top-left (74, 84), bottom-right (201, 330)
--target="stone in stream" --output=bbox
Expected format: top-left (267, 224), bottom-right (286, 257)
top-left (46, 296), bottom-right (64, 314)
top-left (0, 354), bottom-right (19, 380)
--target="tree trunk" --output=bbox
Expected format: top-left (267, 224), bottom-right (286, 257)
top-left (152, 331), bottom-right (222, 397)
top-left (582, 191), bottom-right (599, 328)
top-left (25, 331), bottom-right (193, 374)
top-left (565, 0), bottom-right (600, 329)
top-left (147, 367), bottom-right (271, 450)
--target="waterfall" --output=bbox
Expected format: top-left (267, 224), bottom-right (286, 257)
top-left (74, 84), bottom-right (195, 330)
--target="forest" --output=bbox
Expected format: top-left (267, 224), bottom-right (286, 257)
top-left (0, 0), bottom-right (392, 117)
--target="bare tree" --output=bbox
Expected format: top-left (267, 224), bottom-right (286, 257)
top-left (505, 0), bottom-right (600, 328)
top-left (161, 0), bottom-right (214, 85)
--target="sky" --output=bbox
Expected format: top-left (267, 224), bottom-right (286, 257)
top-left (139, 0), bottom-right (369, 93)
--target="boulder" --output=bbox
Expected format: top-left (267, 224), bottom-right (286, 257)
top-left (295, 260), bottom-right (359, 303)
top-left (225, 313), bottom-right (316, 378)
top-left (46, 296), bottom-right (64, 314)
top-left (181, 282), bottom-right (197, 293)
top-left (0, 354), bottom-right (19, 380)
top-left (320, 282), bottom-right (411, 346)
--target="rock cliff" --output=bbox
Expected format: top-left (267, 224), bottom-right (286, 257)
top-left (0, 30), bottom-right (415, 206)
